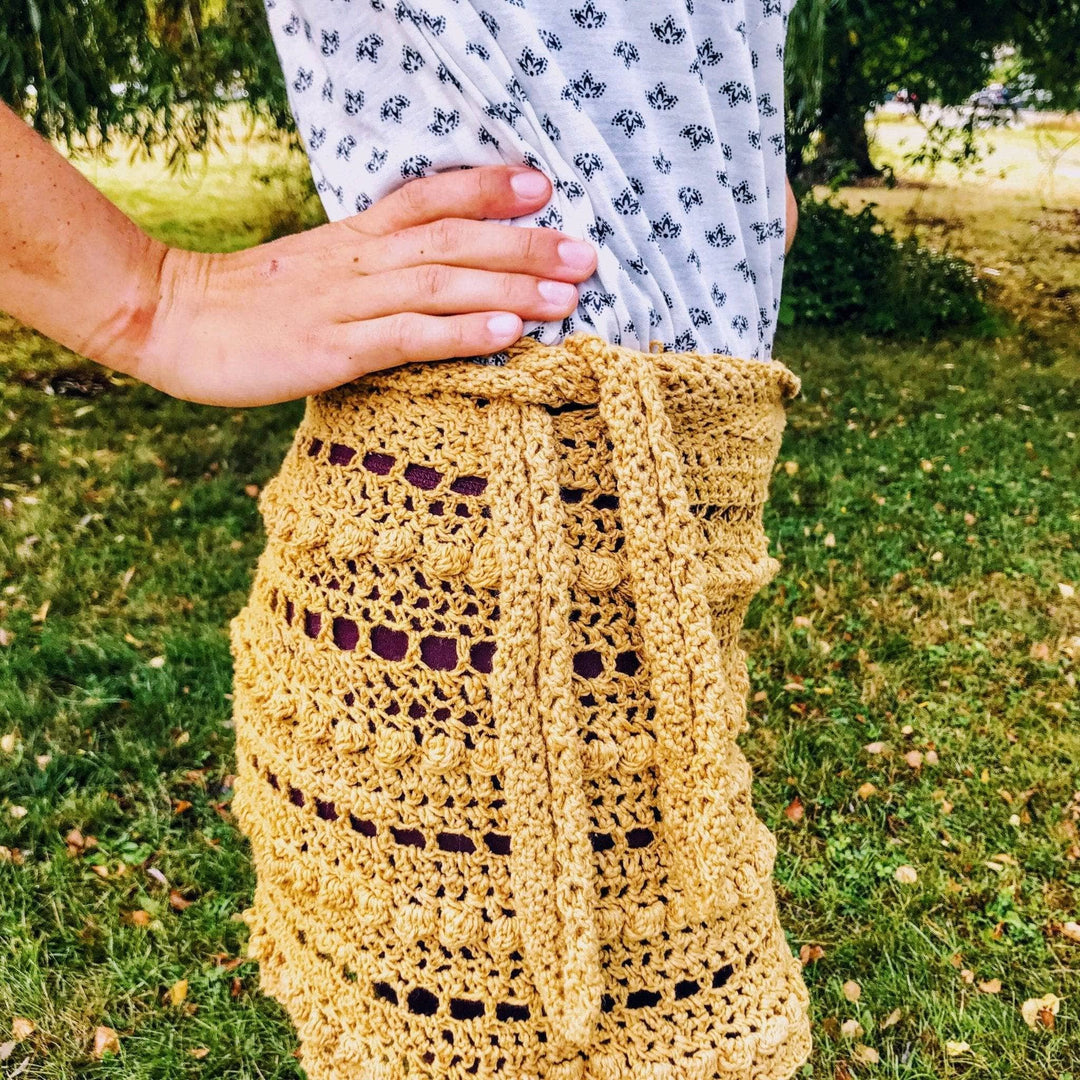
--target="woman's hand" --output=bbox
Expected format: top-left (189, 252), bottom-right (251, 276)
top-left (1, 103), bottom-right (596, 408)
top-left (126, 166), bottom-right (596, 406)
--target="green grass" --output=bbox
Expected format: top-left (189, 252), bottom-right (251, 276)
top-left (1, 122), bottom-right (1078, 1077)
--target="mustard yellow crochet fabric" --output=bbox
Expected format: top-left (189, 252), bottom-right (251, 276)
top-left (229, 331), bottom-right (812, 1080)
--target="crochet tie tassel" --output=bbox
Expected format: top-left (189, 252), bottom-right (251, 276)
top-left (231, 331), bottom-right (809, 1076)
top-left (473, 336), bottom-right (799, 1047)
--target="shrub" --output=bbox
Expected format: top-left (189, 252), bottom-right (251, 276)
top-left (780, 194), bottom-right (995, 337)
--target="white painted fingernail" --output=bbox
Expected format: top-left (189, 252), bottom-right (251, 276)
top-left (557, 240), bottom-right (595, 270)
top-left (487, 313), bottom-right (520, 339)
top-left (538, 280), bottom-right (577, 305)
top-left (510, 170), bottom-right (549, 198)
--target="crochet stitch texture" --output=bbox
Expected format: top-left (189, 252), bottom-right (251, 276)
top-left (230, 332), bottom-right (812, 1079)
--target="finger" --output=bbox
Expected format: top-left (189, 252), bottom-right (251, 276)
top-left (344, 165), bottom-right (552, 237)
top-left (334, 311), bottom-right (525, 372)
top-left (335, 265), bottom-right (579, 322)
top-left (354, 217), bottom-right (598, 282)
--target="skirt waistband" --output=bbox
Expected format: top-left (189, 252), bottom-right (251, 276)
top-left (315, 331), bottom-right (801, 411)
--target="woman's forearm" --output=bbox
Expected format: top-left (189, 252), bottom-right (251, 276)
top-left (784, 176), bottom-right (798, 254)
top-left (0, 102), bottom-right (166, 375)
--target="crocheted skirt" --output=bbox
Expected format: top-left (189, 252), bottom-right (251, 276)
top-left (230, 332), bottom-right (812, 1080)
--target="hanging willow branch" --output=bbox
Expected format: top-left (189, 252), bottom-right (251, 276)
top-left (0, 0), bottom-right (293, 164)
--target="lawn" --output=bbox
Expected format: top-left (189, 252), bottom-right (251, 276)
top-left (0, 115), bottom-right (1077, 1078)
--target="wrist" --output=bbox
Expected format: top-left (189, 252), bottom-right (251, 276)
top-left (77, 231), bottom-right (171, 377)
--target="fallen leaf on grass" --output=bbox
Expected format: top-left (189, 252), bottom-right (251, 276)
top-left (857, 782), bottom-right (877, 799)
top-left (1060, 921), bottom-right (1080, 943)
top-left (784, 797), bottom-right (804, 822)
top-left (799, 944), bottom-right (825, 965)
top-left (0, 1042), bottom-right (15, 1061)
top-left (904, 750), bottom-right (924, 768)
top-left (11, 1018), bottom-right (34, 1041)
top-left (1021, 994), bottom-right (1060, 1029)
top-left (93, 1026), bottom-right (120, 1058)
top-left (881, 1008), bottom-right (902, 1029)
top-left (168, 979), bottom-right (188, 1006)
top-left (894, 864), bottom-right (918, 884)
top-left (208, 953), bottom-right (247, 972)
top-left (945, 1041), bottom-right (970, 1056)
top-left (169, 890), bottom-right (193, 911)
top-left (852, 1045), bottom-right (879, 1064)
top-left (190, 1047), bottom-right (210, 1059)
top-left (863, 741), bottom-right (887, 755)
top-left (840, 1019), bottom-right (864, 1039)
top-left (820, 1017), bottom-right (841, 1040)
top-left (960, 969), bottom-right (975, 984)
top-left (978, 979), bottom-right (1002, 994)
top-left (842, 980), bottom-right (861, 1003)
top-left (0, 732), bottom-right (15, 753)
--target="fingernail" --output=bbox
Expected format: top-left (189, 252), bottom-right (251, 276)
top-left (487, 313), bottom-right (520, 340)
top-left (557, 239), bottom-right (595, 270)
top-left (538, 280), bottom-right (577, 306)
top-left (510, 170), bottom-right (550, 199)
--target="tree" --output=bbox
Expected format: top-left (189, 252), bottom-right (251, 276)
top-left (785, 0), bottom-right (1080, 181)
top-left (0, 0), bottom-right (290, 162)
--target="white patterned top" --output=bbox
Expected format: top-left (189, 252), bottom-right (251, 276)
top-left (263, 0), bottom-right (798, 362)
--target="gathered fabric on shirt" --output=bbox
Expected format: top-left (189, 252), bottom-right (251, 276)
top-left (263, 0), bottom-right (797, 363)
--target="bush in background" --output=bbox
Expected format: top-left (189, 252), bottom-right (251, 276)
top-left (780, 195), bottom-right (997, 337)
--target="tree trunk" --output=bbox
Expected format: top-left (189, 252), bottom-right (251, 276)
top-left (808, 25), bottom-right (882, 183)
top-left (818, 102), bottom-right (880, 179)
